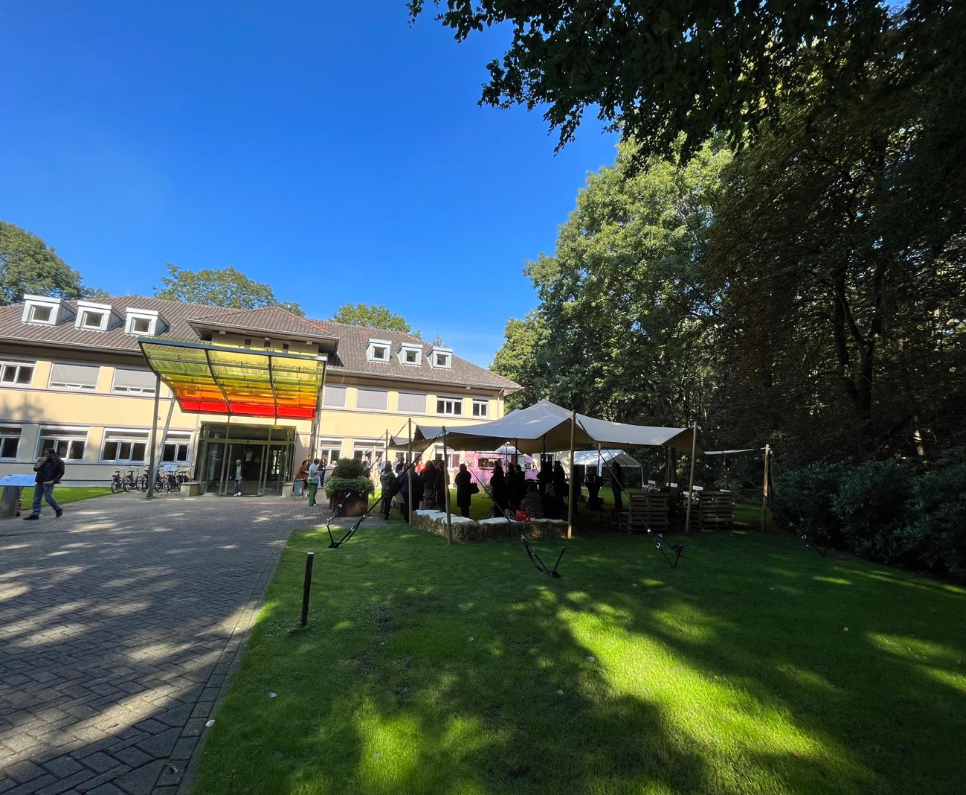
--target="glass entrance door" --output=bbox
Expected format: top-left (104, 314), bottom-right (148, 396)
top-left (196, 423), bottom-right (295, 495)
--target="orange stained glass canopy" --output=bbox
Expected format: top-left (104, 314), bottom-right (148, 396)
top-left (138, 338), bottom-right (327, 420)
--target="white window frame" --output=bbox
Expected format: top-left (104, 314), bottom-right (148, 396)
top-left (48, 362), bottom-right (100, 392)
top-left (100, 429), bottom-right (150, 464)
top-left (161, 432), bottom-right (192, 464)
top-left (111, 368), bottom-right (157, 395)
top-left (397, 391), bottom-right (427, 415)
top-left (472, 398), bottom-right (489, 418)
top-left (21, 295), bottom-right (66, 326)
top-left (124, 308), bottom-right (160, 336)
top-left (0, 426), bottom-right (22, 460)
top-left (317, 439), bottom-right (343, 468)
top-left (74, 301), bottom-right (114, 332)
top-left (436, 396), bottom-right (463, 416)
top-left (355, 387), bottom-right (389, 412)
top-left (0, 360), bottom-right (35, 387)
top-left (352, 439), bottom-right (385, 465)
top-left (398, 343), bottom-right (423, 366)
top-left (37, 427), bottom-right (88, 461)
top-left (323, 385), bottom-right (347, 408)
top-left (430, 346), bottom-right (453, 369)
top-left (367, 339), bottom-right (392, 363)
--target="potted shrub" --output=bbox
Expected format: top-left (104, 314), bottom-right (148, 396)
top-left (324, 457), bottom-right (374, 516)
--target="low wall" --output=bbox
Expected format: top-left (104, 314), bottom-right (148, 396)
top-left (413, 510), bottom-right (568, 542)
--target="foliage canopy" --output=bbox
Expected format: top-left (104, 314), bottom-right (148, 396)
top-left (154, 264), bottom-right (303, 315)
top-left (0, 221), bottom-right (98, 305)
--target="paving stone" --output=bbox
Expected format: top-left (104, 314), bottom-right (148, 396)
top-left (40, 756), bottom-right (83, 779)
top-left (5, 761), bottom-right (45, 785)
top-left (35, 769), bottom-right (100, 795)
top-left (79, 753), bottom-right (119, 775)
top-left (113, 747), bottom-right (152, 769)
top-left (2, 774), bottom-right (55, 795)
top-left (134, 728), bottom-right (180, 760)
top-left (86, 785), bottom-right (125, 795)
top-left (113, 760), bottom-right (167, 795)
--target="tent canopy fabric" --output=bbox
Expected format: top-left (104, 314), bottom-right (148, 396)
top-left (571, 449), bottom-right (642, 468)
top-left (393, 400), bottom-right (697, 454)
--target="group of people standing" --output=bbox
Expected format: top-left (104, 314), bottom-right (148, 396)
top-left (293, 457), bottom-right (328, 505)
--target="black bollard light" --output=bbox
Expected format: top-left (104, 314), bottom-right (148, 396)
top-left (301, 552), bottom-right (314, 626)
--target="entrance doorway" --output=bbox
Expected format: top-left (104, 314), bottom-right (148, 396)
top-left (196, 424), bottom-right (295, 495)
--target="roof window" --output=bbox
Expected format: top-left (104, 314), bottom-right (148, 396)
top-left (75, 301), bottom-right (115, 332)
top-left (367, 339), bottom-right (391, 363)
top-left (430, 346), bottom-right (453, 369)
top-left (22, 295), bottom-right (68, 326)
top-left (398, 343), bottom-right (423, 366)
top-left (125, 308), bottom-right (162, 336)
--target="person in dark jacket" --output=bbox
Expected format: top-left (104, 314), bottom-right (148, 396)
top-left (611, 460), bottom-right (624, 511)
top-left (512, 464), bottom-right (528, 507)
top-left (553, 461), bottom-right (568, 517)
top-left (454, 463), bottom-right (473, 517)
top-left (434, 460), bottom-right (446, 510)
top-left (24, 448), bottom-right (65, 520)
top-left (537, 460), bottom-right (553, 496)
top-left (490, 462), bottom-right (508, 516)
top-left (380, 462), bottom-right (397, 519)
top-left (421, 461), bottom-right (437, 509)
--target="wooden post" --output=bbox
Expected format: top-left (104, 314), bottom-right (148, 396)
top-left (407, 419), bottom-right (414, 524)
top-left (567, 410), bottom-right (577, 539)
top-left (760, 443), bottom-right (771, 533)
top-left (442, 427), bottom-right (453, 543)
top-left (683, 422), bottom-right (698, 533)
top-left (145, 375), bottom-right (161, 499)
top-left (300, 552), bottom-right (314, 626)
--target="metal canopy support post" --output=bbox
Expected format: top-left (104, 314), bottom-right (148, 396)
top-left (567, 410), bottom-right (576, 539)
top-left (267, 354), bottom-right (279, 423)
top-left (219, 416), bottom-right (232, 495)
top-left (145, 375), bottom-right (161, 499)
top-left (442, 427), bottom-right (453, 543)
top-left (760, 443), bottom-right (771, 533)
top-left (684, 422), bottom-right (698, 533)
top-left (308, 363), bottom-right (326, 462)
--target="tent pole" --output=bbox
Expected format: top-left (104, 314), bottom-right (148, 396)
top-left (408, 418), bottom-right (414, 525)
top-left (684, 422), bottom-right (698, 533)
top-left (443, 427), bottom-right (453, 543)
top-left (760, 443), bottom-right (770, 533)
top-left (567, 410), bottom-right (576, 539)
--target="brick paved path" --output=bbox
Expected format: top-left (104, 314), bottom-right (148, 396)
top-left (0, 493), bottom-right (335, 794)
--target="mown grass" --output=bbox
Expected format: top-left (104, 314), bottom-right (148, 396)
top-left (50, 486), bottom-right (113, 505)
top-left (194, 522), bottom-right (966, 795)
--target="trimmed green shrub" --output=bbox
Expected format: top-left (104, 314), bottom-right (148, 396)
top-left (773, 461), bottom-right (848, 542)
top-left (906, 458), bottom-right (966, 577)
top-left (324, 457), bottom-right (374, 498)
top-left (832, 460), bottom-right (915, 563)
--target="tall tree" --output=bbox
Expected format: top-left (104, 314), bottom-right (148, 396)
top-left (154, 264), bottom-right (304, 315)
top-left (409, 0), bottom-right (890, 158)
top-left (493, 138), bottom-right (731, 428)
top-left (0, 221), bottom-right (94, 305)
top-left (330, 303), bottom-right (414, 334)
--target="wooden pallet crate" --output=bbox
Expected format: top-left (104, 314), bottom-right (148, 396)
top-left (613, 490), bottom-right (670, 533)
top-left (697, 490), bottom-right (734, 531)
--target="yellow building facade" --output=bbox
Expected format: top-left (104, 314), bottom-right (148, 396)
top-left (0, 295), bottom-right (518, 493)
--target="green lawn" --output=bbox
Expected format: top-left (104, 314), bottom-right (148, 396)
top-left (52, 486), bottom-right (113, 505)
top-left (193, 524), bottom-right (966, 795)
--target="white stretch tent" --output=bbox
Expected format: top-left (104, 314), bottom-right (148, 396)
top-left (572, 449), bottom-right (642, 472)
top-left (390, 400), bottom-right (700, 540)
top-left (399, 400), bottom-right (697, 455)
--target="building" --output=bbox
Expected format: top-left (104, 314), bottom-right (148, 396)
top-left (0, 294), bottom-right (519, 494)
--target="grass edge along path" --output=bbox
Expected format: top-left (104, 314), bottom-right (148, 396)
top-left (193, 524), bottom-right (966, 795)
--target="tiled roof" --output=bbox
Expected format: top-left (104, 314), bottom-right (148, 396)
top-left (0, 296), bottom-right (520, 391)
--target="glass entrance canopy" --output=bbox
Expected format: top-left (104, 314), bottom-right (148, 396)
top-left (138, 338), bottom-right (327, 420)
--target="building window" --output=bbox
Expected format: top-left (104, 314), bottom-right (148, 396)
top-left (37, 428), bottom-right (87, 461)
top-left (29, 305), bottom-right (52, 323)
top-left (397, 392), bottom-right (426, 414)
top-left (352, 441), bottom-right (385, 466)
top-left (323, 385), bottom-right (347, 408)
top-left (74, 301), bottom-right (113, 331)
top-left (22, 296), bottom-right (65, 326)
top-left (317, 440), bottom-right (343, 467)
top-left (472, 399), bottom-right (489, 418)
top-left (436, 397), bottom-right (463, 416)
top-left (112, 368), bottom-right (157, 395)
top-left (0, 361), bottom-right (34, 386)
top-left (398, 344), bottom-right (423, 366)
top-left (244, 338), bottom-right (252, 348)
top-left (162, 432), bottom-right (191, 463)
top-left (367, 339), bottom-right (392, 362)
top-left (0, 426), bottom-right (22, 459)
top-left (356, 388), bottom-right (388, 411)
top-left (49, 362), bottom-right (99, 391)
top-left (282, 343), bottom-right (290, 352)
top-left (430, 346), bottom-right (453, 369)
top-left (101, 430), bottom-right (149, 464)
top-left (80, 310), bottom-right (106, 330)
top-left (124, 308), bottom-right (162, 336)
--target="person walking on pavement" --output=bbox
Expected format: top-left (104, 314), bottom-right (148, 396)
top-left (234, 459), bottom-right (243, 496)
top-left (308, 458), bottom-right (321, 506)
top-left (24, 448), bottom-right (65, 520)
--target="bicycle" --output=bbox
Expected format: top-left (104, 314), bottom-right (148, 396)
top-left (124, 469), bottom-right (139, 491)
top-left (110, 469), bottom-right (126, 493)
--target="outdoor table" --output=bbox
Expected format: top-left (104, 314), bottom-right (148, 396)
top-left (0, 474), bottom-right (36, 519)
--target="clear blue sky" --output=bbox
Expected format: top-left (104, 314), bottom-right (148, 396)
top-left (0, 1), bottom-right (619, 367)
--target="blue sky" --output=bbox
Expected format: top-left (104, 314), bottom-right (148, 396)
top-left (0, 1), bottom-right (619, 367)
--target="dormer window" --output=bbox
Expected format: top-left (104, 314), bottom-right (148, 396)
top-left (367, 339), bottom-right (391, 363)
top-left (22, 295), bottom-right (67, 326)
top-left (125, 308), bottom-right (162, 336)
top-left (398, 343), bottom-right (423, 366)
top-left (75, 301), bottom-right (114, 332)
top-left (430, 346), bottom-right (453, 369)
